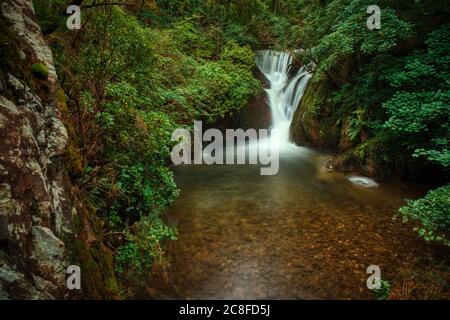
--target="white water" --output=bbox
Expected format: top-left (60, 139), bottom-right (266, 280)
top-left (347, 175), bottom-right (379, 188)
top-left (256, 50), bottom-right (312, 147)
top-left (202, 50), bottom-right (313, 168)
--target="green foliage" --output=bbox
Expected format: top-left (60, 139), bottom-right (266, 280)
top-left (101, 82), bottom-right (176, 162)
top-left (295, 0), bottom-right (449, 174)
top-left (300, 0), bottom-right (412, 78)
top-left (90, 79), bottom-right (180, 230)
top-left (266, 14), bottom-right (293, 48)
top-left (154, 34), bottom-right (260, 122)
top-left (76, 8), bottom-right (159, 100)
top-left (399, 184), bottom-right (450, 246)
top-left (110, 164), bottom-right (179, 225)
top-left (31, 63), bottom-right (49, 79)
top-left (116, 217), bottom-right (177, 277)
top-left (381, 24), bottom-right (450, 167)
top-left (34, 0), bottom-right (67, 34)
top-left (176, 59), bottom-right (260, 121)
top-left (221, 41), bottom-right (255, 69)
top-left (383, 91), bottom-right (450, 166)
top-left (47, 4), bottom-right (266, 279)
top-left (373, 280), bottom-right (391, 300)
top-left (223, 23), bottom-right (259, 47)
top-left (169, 19), bottom-right (215, 59)
top-left (154, 0), bottom-right (297, 48)
top-left (347, 108), bottom-right (367, 142)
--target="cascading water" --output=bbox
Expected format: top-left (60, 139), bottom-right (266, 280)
top-left (255, 50), bottom-right (312, 147)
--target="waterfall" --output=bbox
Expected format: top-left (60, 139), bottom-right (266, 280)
top-left (255, 50), bottom-right (312, 146)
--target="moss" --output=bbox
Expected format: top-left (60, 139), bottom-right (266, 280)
top-left (55, 88), bottom-right (84, 177)
top-left (65, 146), bottom-right (84, 177)
top-left (31, 63), bottom-right (49, 79)
top-left (65, 196), bottom-right (121, 299)
top-left (66, 239), bottom-right (121, 299)
top-left (290, 77), bottom-right (340, 149)
top-left (65, 204), bottom-right (121, 299)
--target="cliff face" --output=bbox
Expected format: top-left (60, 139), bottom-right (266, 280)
top-left (0, 0), bottom-right (119, 299)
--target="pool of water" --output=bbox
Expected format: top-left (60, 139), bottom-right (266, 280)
top-left (149, 146), bottom-right (447, 299)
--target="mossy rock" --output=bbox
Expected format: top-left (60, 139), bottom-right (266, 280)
top-left (290, 77), bottom-right (340, 149)
top-left (331, 139), bottom-right (384, 177)
top-left (55, 88), bottom-right (84, 177)
top-left (67, 239), bottom-right (121, 299)
top-left (31, 63), bottom-right (49, 79)
top-left (65, 203), bottom-right (121, 299)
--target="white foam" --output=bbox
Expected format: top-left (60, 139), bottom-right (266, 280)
top-left (347, 175), bottom-right (379, 187)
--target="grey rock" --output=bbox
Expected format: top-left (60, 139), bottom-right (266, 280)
top-left (0, 0), bottom-right (112, 299)
top-left (30, 226), bottom-right (66, 284)
top-left (1, 0), bottom-right (57, 81)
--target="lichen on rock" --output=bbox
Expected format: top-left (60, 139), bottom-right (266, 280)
top-left (0, 0), bottom-right (120, 299)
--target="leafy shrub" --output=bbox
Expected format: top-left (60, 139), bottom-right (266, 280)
top-left (399, 184), bottom-right (450, 245)
top-left (94, 81), bottom-right (180, 227)
top-left (116, 217), bottom-right (177, 277)
top-left (223, 23), bottom-right (259, 47)
top-left (169, 19), bottom-right (215, 59)
top-left (302, 0), bottom-right (412, 78)
top-left (373, 280), bottom-right (391, 300)
top-left (44, 3), bottom-right (267, 282)
top-left (382, 24), bottom-right (450, 168)
top-left (190, 60), bottom-right (259, 120)
top-left (347, 108), bottom-right (368, 142)
top-left (110, 164), bottom-right (179, 226)
top-left (221, 41), bottom-right (255, 69)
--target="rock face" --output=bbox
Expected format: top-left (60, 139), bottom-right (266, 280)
top-left (0, 0), bottom-right (119, 299)
top-left (290, 77), bottom-right (380, 177)
top-left (290, 78), bottom-right (341, 150)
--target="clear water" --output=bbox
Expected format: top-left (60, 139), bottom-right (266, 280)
top-left (149, 147), bottom-right (445, 299)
